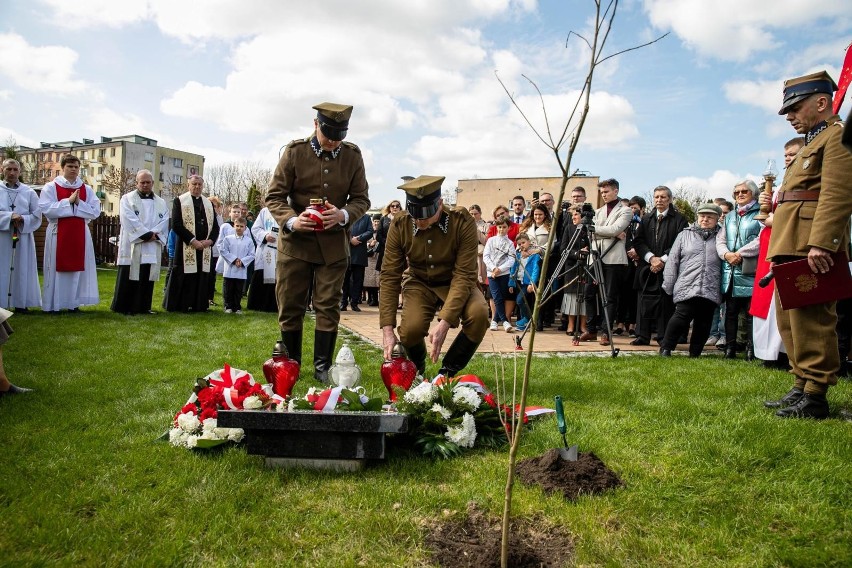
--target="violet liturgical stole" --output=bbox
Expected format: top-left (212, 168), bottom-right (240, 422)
top-left (54, 183), bottom-right (87, 272)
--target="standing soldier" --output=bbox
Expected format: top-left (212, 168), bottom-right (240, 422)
top-left (266, 102), bottom-right (370, 383)
top-left (380, 175), bottom-right (488, 378)
top-left (764, 71), bottom-right (852, 419)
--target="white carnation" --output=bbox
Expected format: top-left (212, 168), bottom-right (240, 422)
top-left (430, 403), bottom-right (452, 420)
top-left (227, 428), bottom-right (245, 443)
top-left (243, 395), bottom-right (263, 410)
top-left (404, 381), bottom-right (437, 405)
top-left (202, 418), bottom-right (217, 432)
top-left (168, 428), bottom-right (186, 446)
top-left (452, 386), bottom-right (482, 411)
top-left (176, 412), bottom-right (201, 433)
top-left (185, 435), bottom-right (199, 449)
top-left (286, 399), bottom-right (297, 412)
top-left (445, 413), bottom-right (477, 448)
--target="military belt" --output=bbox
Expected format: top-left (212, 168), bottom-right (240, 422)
top-left (777, 190), bottom-right (820, 203)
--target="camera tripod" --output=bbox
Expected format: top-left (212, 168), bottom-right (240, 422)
top-left (514, 217), bottom-right (620, 357)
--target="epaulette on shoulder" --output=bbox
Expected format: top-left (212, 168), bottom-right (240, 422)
top-left (342, 141), bottom-right (362, 154)
top-left (288, 137), bottom-right (310, 147)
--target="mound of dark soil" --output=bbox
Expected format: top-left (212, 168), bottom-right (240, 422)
top-left (424, 502), bottom-right (573, 568)
top-left (516, 449), bottom-right (623, 501)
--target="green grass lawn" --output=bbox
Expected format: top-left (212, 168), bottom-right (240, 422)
top-left (1, 268), bottom-right (850, 567)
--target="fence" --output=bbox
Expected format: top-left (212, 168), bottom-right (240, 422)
top-left (33, 213), bottom-right (173, 268)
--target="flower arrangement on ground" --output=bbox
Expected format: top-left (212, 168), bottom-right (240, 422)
top-left (166, 365), bottom-right (276, 450)
top-left (395, 376), bottom-right (510, 459)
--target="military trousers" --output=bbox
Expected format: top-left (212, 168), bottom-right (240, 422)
top-left (276, 254), bottom-right (348, 333)
top-left (774, 288), bottom-right (840, 392)
top-left (398, 280), bottom-right (489, 349)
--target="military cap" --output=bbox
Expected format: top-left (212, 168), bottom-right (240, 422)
top-left (398, 175), bottom-right (445, 219)
top-left (313, 102), bottom-right (353, 141)
top-left (778, 71), bottom-right (838, 115)
top-left (696, 202), bottom-right (722, 217)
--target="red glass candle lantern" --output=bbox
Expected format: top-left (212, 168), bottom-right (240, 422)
top-left (262, 341), bottom-right (300, 397)
top-left (380, 343), bottom-right (417, 402)
top-left (305, 198), bottom-right (326, 231)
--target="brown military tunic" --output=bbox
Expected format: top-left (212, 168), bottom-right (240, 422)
top-left (266, 137), bottom-right (370, 331)
top-left (768, 115), bottom-right (852, 390)
top-left (379, 205), bottom-right (488, 346)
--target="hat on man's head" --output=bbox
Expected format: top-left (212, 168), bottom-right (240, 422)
top-left (398, 175), bottom-right (445, 219)
top-left (778, 71), bottom-right (838, 115)
top-left (313, 102), bottom-right (353, 141)
top-left (696, 203), bottom-right (722, 217)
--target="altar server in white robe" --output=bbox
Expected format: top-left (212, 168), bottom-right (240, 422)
top-left (1, 159), bottom-right (42, 311)
top-left (39, 154), bottom-right (100, 312)
top-left (246, 206), bottom-right (279, 312)
top-left (111, 170), bottom-right (170, 314)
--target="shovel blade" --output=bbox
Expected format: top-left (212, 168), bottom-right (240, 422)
top-left (559, 445), bottom-right (579, 461)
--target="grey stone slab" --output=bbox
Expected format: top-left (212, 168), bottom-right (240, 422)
top-left (245, 430), bottom-right (386, 459)
top-left (265, 457), bottom-right (365, 472)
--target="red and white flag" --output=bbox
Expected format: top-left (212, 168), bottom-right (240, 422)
top-left (833, 41), bottom-right (852, 115)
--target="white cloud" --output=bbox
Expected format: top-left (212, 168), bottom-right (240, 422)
top-left (39, 0), bottom-right (150, 27)
top-left (664, 169), bottom-right (763, 200)
top-left (643, 0), bottom-right (851, 61)
top-left (0, 127), bottom-right (38, 148)
top-left (0, 33), bottom-right (91, 95)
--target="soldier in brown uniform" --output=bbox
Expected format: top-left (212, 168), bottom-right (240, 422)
top-left (380, 176), bottom-right (489, 378)
top-left (266, 103), bottom-right (370, 383)
top-left (764, 71), bottom-right (852, 419)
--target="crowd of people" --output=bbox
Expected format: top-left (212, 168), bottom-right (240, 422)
top-left (1, 75), bottom-right (851, 420)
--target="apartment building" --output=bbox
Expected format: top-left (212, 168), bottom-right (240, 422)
top-left (455, 175), bottom-right (602, 218)
top-left (13, 135), bottom-right (204, 214)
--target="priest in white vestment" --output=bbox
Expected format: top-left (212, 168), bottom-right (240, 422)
top-left (38, 154), bottom-right (100, 312)
top-left (0, 159), bottom-right (42, 311)
top-left (111, 170), bottom-right (170, 314)
top-left (246, 206), bottom-right (279, 312)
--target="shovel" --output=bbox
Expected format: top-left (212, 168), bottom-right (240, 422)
top-left (554, 395), bottom-right (578, 461)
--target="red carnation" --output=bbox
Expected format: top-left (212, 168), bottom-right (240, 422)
top-left (200, 407), bottom-right (218, 421)
top-left (234, 376), bottom-right (253, 396)
top-left (180, 403), bottom-right (197, 415)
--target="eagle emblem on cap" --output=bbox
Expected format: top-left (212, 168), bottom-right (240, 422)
top-left (794, 273), bottom-right (818, 293)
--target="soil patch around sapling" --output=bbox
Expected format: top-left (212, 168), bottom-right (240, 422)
top-left (516, 449), bottom-right (624, 501)
top-left (424, 502), bottom-right (573, 568)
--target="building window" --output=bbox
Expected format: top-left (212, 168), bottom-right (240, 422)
top-left (98, 167), bottom-right (104, 174)
top-left (55, 169), bottom-right (60, 177)
top-left (81, 151), bottom-right (88, 159)
top-left (172, 174), bottom-right (183, 184)
top-left (173, 157), bottom-right (183, 168)
top-left (98, 149), bottom-right (105, 158)
top-left (160, 155), bottom-right (165, 165)
top-left (108, 202), bottom-right (114, 213)
top-left (144, 152), bottom-right (154, 162)
top-left (81, 167), bottom-right (88, 177)
top-left (159, 172), bottom-right (164, 182)
top-left (111, 148), bottom-right (116, 157)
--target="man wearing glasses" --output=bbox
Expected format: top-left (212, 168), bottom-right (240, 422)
top-left (380, 175), bottom-right (488, 379)
top-left (764, 71), bottom-right (852, 419)
top-left (266, 102), bottom-right (371, 383)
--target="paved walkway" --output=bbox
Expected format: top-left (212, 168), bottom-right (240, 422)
top-left (338, 304), bottom-right (677, 356)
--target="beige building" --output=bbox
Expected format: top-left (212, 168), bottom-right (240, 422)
top-left (13, 135), bottom-right (204, 214)
top-left (455, 175), bottom-right (602, 219)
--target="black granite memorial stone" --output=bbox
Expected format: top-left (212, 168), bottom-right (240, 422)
top-left (217, 410), bottom-right (409, 471)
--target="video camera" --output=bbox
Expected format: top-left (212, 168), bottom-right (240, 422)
top-left (580, 202), bottom-right (595, 226)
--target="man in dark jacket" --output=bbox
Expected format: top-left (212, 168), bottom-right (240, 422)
top-left (341, 213), bottom-right (373, 311)
top-left (630, 185), bottom-right (687, 346)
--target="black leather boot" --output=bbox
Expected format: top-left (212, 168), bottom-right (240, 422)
top-left (313, 330), bottom-right (338, 384)
top-left (438, 333), bottom-right (481, 378)
top-left (763, 387), bottom-right (804, 409)
top-left (775, 392), bottom-right (829, 419)
top-left (724, 345), bottom-right (737, 359)
top-left (405, 341), bottom-right (428, 377)
top-left (280, 330), bottom-right (303, 365)
top-left (744, 343), bottom-right (755, 361)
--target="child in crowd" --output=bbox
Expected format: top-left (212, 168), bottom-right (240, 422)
top-left (483, 215), bottom-right (516, 332)
top-left (219, 218), bottom-right (255, 314)
top-left (512, 232), bottom-right (541, 331)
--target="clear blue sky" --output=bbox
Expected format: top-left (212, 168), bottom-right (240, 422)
top-left (2, 0), bottom-right (850, 207)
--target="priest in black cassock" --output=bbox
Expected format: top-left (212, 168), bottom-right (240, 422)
top-left (163, 175), bottom-right (219, 312)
